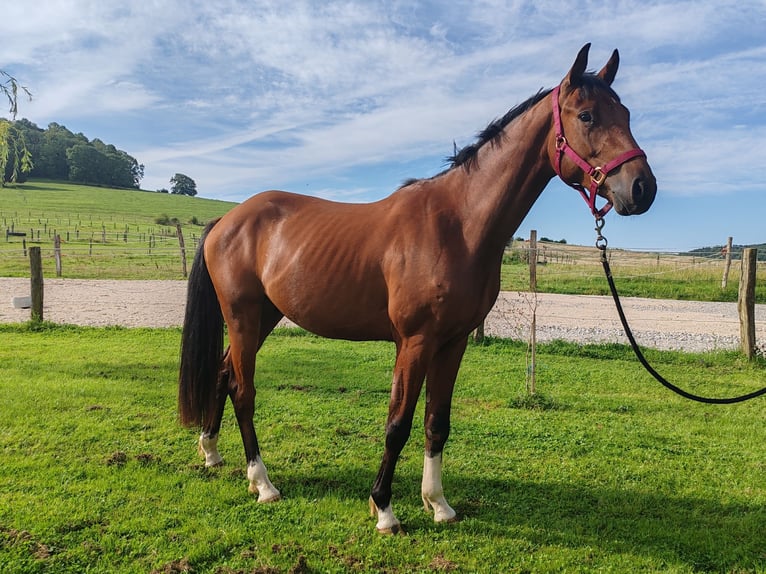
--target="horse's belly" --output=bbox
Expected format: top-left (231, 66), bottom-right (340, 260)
top-left (286, 306), bottom-right (393, 342)
top-left (268, 284), bottom-right (393, 342)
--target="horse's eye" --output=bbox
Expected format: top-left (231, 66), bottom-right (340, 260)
top-left (578, 111), bottom-right (593, 123)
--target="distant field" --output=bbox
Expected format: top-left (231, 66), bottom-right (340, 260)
top-left (1, 180), bottom-right (763, 302)
top-left (502, 242), bottom-right (766, 303)
top-left (0, 180), bottom-right (236, 279)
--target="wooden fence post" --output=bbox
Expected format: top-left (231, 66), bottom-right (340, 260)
top-left (529, 230), bottom-right (537, 292)
top-left (721, 236), bottom-right (733, 289)
top-left (528, 230), bottom-right (538, 395)
top-left (29, 246), bottom-right (43, 323)
top-left (738, 248), bottom-right (757, 359)
top-left (176, 224), bottom-right (188, 278)
top-left (54, 234), bottom-right (62, 277)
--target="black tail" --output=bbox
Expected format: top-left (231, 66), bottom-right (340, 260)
top-left (178, 218), bottom-right (224, 428)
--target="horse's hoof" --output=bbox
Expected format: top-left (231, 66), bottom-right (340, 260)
top-left (369, 497), bottom-right (405, 535)
top-left (258, 493), bottom-right (282, 504)
top-left (422, 495), bottom-right (458, 524)
top-left (440, 515), bottom-right (460, 525)
top-left (198, 438), bottom-right (223, 467)
top-left (249, 483), bottom-right (281, 503)
top-left (376, 524), bottom-right (407, 536)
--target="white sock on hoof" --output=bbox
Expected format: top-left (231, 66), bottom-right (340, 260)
top-left (422, 452), bottom-right (457, 523)
top-left (247, 457), bottom-right (281, 502)
top-left (199, 433), bottom-right (223, 467)
top-left (369, 497), bottom-right (402, 534)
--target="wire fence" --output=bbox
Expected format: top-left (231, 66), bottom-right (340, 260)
top-left (1, 219), bottom-right (763, 300)
top-left (1, 220), bottom-right (203, 279)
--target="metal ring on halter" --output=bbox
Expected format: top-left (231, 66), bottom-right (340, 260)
top-left (594, 217), bottom-right (606, 232)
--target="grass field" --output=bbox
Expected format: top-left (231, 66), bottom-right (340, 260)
top-left (1, 324), bottom-right (765, 573)
top-left (1, 180), bottom-right (764, 302)
top-left (501, 243), bottom-right (766, 304)
top-left (0, 180), bottom-right (236, 279)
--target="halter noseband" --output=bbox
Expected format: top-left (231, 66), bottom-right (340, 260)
top-left (551, 85), bottom-right (646, 219)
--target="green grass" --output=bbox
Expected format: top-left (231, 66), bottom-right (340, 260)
top-left (1, 324), bottom-right (765, 572)
top-left (501, 252), bottom-right (766, 303)
top-left (0, 180), bottom-right (235, 279)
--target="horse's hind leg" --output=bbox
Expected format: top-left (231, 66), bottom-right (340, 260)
top-left (199, 301), bottom-right (284, 472)
top-left (197, 354), bottom-right (229, 467)
top-left (227, 300), bottom-right (283, 503)
top-left (421, 336), bottom-right (467, 524)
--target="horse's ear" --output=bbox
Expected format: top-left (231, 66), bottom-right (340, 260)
top-left (597, 49), bottom-right (620, 86)
top-left (564, 43), bottom-right (590, 91)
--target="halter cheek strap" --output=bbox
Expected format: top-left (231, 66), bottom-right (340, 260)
top-left (551, 85), bottom-right (646, 219)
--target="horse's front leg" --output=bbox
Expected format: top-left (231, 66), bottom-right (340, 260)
top-left (421, 336), bottom-right (467, 523)
top-left (369, 336), bottom-right (431, 534)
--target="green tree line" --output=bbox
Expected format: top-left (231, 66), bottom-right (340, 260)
top-left (685, 243), bottom-right (766, 261)
top-left (1, 118), bottom-right (144, 188)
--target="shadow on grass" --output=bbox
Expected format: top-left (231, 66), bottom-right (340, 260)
top-left (459, 475), bottom-right (763, 571)
top-left (263, 463), bottom-right (764, 571)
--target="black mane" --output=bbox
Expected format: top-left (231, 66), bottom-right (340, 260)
top-left (453, 75), bottom-right (621, 169)
top-left (447, 88), bottom-right (552, 171)
top-left (398, 74), bottom-right (619, 189)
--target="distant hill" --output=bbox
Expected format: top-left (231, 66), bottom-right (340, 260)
top-left (683, 243), bottom-right (766, 261)
top-left (7, 119), bottom-right (144, 189)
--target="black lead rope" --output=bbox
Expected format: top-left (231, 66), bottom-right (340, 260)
top-left (595, 219), bottom-right (766, 405)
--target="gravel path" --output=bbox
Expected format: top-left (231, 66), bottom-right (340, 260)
top-left (1, 277), bottom-right (763, 353)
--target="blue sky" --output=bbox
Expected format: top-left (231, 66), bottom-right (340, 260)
top-left (2, 0), bottom-right (765, 251)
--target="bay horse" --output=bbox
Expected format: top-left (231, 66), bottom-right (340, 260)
top-left (178, 44), bottom-right (656, 534)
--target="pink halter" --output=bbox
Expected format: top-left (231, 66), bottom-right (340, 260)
top-left (551, 85), bottom-right (646, 218)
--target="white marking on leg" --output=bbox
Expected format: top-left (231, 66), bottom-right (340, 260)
top-left (198, 433), bottom-right (223, 467)
top-left (421, 452), bottom-right (457, 523)
top-left (247, 456), bottom-right (281, 503)
top-left (368, 497), bottom-right (403, 534)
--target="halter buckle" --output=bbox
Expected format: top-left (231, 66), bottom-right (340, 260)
top-left (591, 167), bottom-right (606, 187)
top-left (555, 136), bottom-right (567, 151)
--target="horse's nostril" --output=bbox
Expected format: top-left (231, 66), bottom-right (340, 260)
top-left (632, 177), bottom-right (646, 203)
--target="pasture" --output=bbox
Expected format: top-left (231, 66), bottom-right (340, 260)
top-left (1, 324), bottom-right (765, 573)
top-left (1, 181), bottom-right (764, 303)
top-left (0, 181), bottom-right (235, 279)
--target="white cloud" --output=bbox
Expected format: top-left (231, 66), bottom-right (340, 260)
top-left (1, 0), bottom-right (765, 214)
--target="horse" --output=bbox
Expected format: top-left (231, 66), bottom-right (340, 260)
top-left (178, 44), bottom-right (657, 534)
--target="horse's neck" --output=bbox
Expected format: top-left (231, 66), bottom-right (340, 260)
top-left (452, 97), bottom-right (555, 256)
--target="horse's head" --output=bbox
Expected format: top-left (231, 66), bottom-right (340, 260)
top-left (551, 44), bottom-right (656, 217)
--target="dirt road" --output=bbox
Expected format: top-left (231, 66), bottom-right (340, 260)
top-left (1, 277), bottom-right (763, 352)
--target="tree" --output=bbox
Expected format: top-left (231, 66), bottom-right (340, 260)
top-left (0, 71), bottom-right (33, 185)
top-left (0, 119), bottom-right (33, 185)
top-left (1, 71), bottom-right (32, 120)
top-left (8, 120), bottom-right (144, 187)
top-left (38, 123), bottom-right (85, 179)
top-left (66, 143), bottom-right (108, 184)
top-left (170, 173), bottom-right (197, 196)
top-left (0, 73), bottom-right (146, 189)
